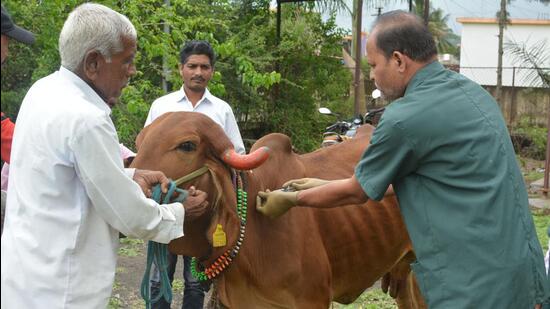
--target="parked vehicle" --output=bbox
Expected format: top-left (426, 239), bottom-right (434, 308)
top-left (318, 107), bottom-right (360, 147)
top-left (319, 90), bottom-right (385, 147)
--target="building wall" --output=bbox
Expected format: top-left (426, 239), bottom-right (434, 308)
top-left (483, 86), bottom-right (549, 126)
top-left (458, 19), bottom-right (550, 88)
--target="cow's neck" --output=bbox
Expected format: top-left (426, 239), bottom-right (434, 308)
top-left (192, 170), bottom-right (248, 281)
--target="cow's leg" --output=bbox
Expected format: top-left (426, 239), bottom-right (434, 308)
top-left (401, 270), bottom-right (427, 309)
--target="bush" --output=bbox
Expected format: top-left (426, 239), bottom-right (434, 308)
top-left (511, 117), bottom-right (548, 160)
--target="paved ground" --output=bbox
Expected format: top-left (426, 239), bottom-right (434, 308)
top-left (530, 198), bottom-right (550, 210)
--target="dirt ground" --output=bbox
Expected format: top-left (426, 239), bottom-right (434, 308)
top-left (111, 240), bottom-right (185, 309)
top-left (111, 240), bottom-right (383, 309)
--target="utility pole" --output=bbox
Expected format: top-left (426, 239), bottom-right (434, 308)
top-left (162, 0), bottom-right (171, 93)
top-left (423, 0), bottom-right (430, 26)
top-left (544, 109), bottom-right (550, 197)
top-left (496, 0), bottom-right (507, 105)
top-left (353, 0), bottom-right (363, 117)
top-left (276, 0), bottom-right (281, 45)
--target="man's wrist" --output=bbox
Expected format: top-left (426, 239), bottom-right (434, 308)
top-left (294, 191), bottom-right (301, 207)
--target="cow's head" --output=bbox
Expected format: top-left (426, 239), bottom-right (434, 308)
top-left (131, 112), bottom-right (268, 264)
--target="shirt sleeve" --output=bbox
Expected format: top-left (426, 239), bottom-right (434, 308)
top-left (1, 112), bottom-right (15, 163)
top-left (224, 107), bottom-right (246, 154)
top-left (69, 115), bottom-right (184, 243)
top-left (355, 116), bottom-right (418, 201)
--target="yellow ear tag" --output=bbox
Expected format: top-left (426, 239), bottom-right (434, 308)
top-left (212, 224), bottom-right (227, 247)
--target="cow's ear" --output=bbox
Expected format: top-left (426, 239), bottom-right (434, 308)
top-left (135, 126), bottom-right (149, 152)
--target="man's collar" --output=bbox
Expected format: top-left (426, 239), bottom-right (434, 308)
top-left (58, 66), bottom-right (112, 115)
top-left (404, 61), bottom-right (444, 96)
top-left (178, 86), bottom-right (212, 106)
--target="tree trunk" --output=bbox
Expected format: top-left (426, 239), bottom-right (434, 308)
top-left (496, 0), bottom-right (506, 105)
top-left (423, 0), bottom-right (429, 26)
top-left (162, 0), bottom-right (171, 93)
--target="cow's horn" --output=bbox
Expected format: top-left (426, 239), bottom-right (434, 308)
top-left (222, 147), bottom-right (270, 170)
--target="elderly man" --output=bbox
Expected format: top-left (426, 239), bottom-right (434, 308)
top-left (0, 3), bottom-right (208, 308)
top-left (257, 10), bottom-right (549, 308)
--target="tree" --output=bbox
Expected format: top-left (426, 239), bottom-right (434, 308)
top-left (225, 1), bottom-right (352, 151)
top-left (1, 0), bottom-right (352, 152)
top-left (504, 38), bottom-right (550, 88)
top-left (412, 0), bottom-right (459, 56)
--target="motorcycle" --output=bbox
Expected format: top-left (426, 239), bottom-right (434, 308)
top-left (319, 89), bottom-right (385, 147)
top-left (318, 107), bottom-right (362, 147)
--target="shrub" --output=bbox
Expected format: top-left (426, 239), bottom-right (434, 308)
top-left (511, 117), bottom-right (548, 160)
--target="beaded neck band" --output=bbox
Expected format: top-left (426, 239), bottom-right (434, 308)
top-left (191, 172), bottom-right (247, 281)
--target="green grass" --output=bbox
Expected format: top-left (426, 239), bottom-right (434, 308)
top-left (524, 170), bottom-right (545, 183)
top-left (332, 288), bottom-right (396, 309)
top-left (172, 278), bottom-right (184, 293)
top-left (118, 238), bottom-right (144, 257)
top-left (107, 296), bottom-right (123, 309)
top-left (532, 208), bottom-right (550, 251)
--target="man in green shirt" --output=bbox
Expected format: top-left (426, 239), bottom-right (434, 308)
top-left (256, 10), bottom-right (549, 308)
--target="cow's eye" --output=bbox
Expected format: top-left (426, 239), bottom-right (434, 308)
top-left (177, 141), bottom-right (196, 152)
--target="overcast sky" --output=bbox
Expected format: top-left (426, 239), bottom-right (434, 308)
top-left (324, 0), bottom-right (550, 34)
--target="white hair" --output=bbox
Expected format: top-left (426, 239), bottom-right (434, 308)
top-left (59, 3), bottom-right (137, 71)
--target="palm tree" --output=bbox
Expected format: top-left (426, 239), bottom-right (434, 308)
top-left (504, 38), bottom-right (550, 88)
top-left (412, 0), bottom-right (459, 56)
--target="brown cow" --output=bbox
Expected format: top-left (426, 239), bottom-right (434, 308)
top-left (131, 111), bottom-right (425, 308)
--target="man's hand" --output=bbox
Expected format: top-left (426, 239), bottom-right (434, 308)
top-left (256, 189), bottom-right (298, 219)
top-left (183, 186), bottom-right (209, 221)
top-left (133, 169), bottom-right (170, 197)
top-left (282, 178), bottom-right (330, 191)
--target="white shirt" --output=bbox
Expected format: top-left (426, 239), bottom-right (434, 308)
top-left (145, 87), bottom-right (245, 154)
top-left (1, 67), bottom-right (184, 309)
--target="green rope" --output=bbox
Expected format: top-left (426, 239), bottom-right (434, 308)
top-left (140, 181), bottom-right (188, 309)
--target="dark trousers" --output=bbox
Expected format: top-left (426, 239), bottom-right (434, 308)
top-left (150, 254), bottom-right (206, 309)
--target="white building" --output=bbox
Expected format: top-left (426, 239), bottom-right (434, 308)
top-left (457, 18), bottom-right (550, 88)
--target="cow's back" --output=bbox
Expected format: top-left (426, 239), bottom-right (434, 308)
top-left (298, 126), bottom-right (413, 303)
top-left (234, 127), bottom-right (415, 306)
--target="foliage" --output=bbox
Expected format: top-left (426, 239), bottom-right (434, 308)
top-left (269, 9), bottom-right (351, 151)
top-left (504, 38), bottom-right (550, 88)
top-left (532, 208), bottom-right (550, 252)
top-left (512, 116), bottom-right (548, 160)
top-left (332, 288), bottom-right (396, 309)
top-left (412, 0), bottom-right (460, 57)
top-left (107, 295), bottom-right (123, 309)
top-left (172, 278), bottom-right (184, 293)
top-left (524, 170), bottom-right (545, 184)
top-left (118, 238), bottom-right (144, 257)
top-left (1, 0), bottom-right (352, 153)
top-left (1, 1), bottom-right (75, 120)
